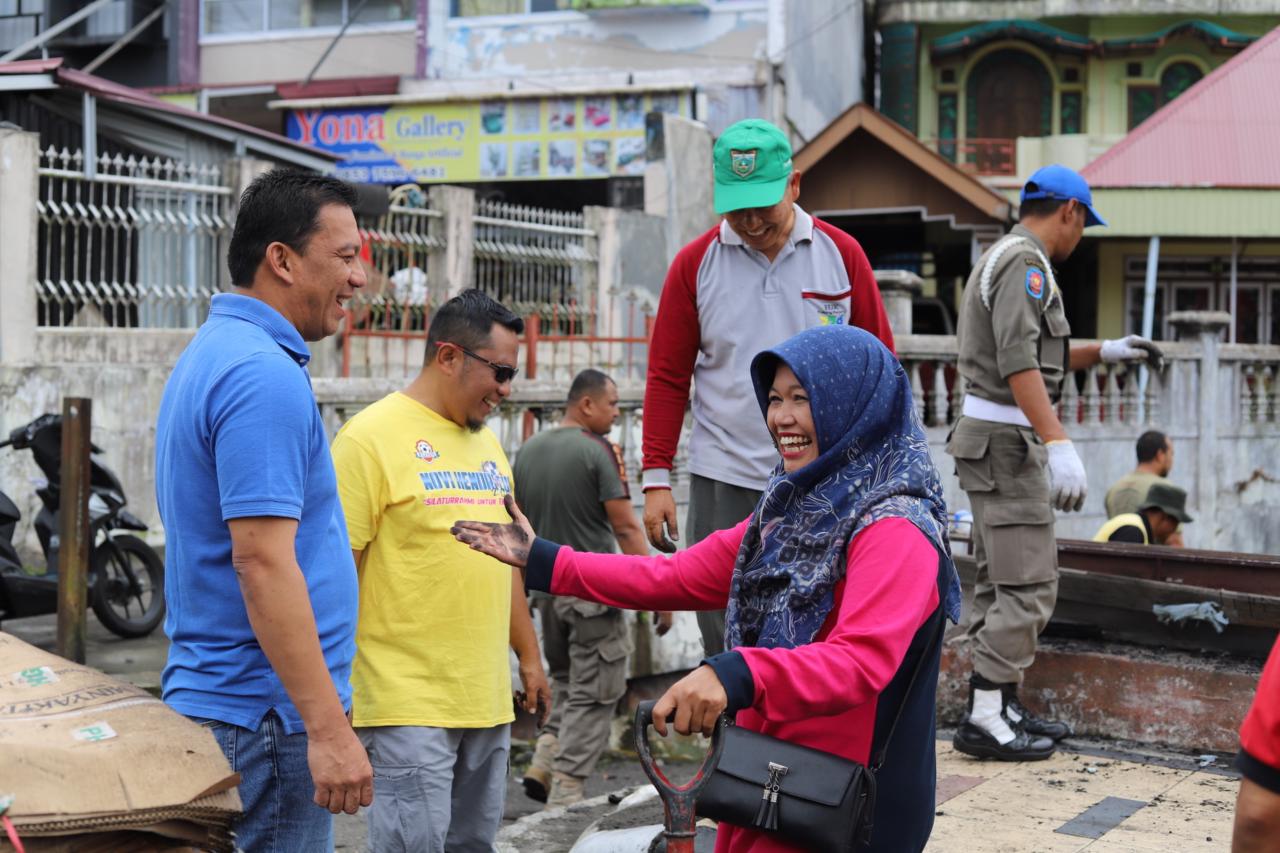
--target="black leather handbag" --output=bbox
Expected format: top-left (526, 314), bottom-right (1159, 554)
top-left (696, 721), bottom-right (877, 851)
top-left (694, 614), bottom-right (942, 852)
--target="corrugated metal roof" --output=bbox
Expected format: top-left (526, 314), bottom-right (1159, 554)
top-left (0, 58), bottom-right (339, 168)
top-left (1082, 25), bottom-right (1280, 188)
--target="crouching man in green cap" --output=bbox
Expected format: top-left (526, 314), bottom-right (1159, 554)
top-left (1093, 481), bottom-right (1192, 545)
top-left (639, 118), bottom-right (896, 657)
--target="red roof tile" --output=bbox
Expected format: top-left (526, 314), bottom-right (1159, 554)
top-left (1082, 25), bottom-right (1280, 189)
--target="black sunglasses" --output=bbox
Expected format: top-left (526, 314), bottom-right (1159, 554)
top-left (445, 342), bottom-right (519, 383)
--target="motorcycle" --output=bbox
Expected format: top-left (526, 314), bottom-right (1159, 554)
top-left (0, 414), bottom-right (165, 638)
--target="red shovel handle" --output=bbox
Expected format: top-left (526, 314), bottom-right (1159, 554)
top-left (634, 700), bottom-right (725, 853)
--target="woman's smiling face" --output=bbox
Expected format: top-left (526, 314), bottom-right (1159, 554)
top-left (767, 363), bottom-right (819, 472)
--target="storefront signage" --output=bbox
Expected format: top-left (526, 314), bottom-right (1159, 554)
top-left (286, 91), bottom-right (690, 184)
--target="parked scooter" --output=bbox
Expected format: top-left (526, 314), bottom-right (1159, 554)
top-left (0, 414), bottom-right (164, 638)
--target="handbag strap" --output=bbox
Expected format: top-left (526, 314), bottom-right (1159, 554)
top-left (869, 604), bottom-right (945, 773)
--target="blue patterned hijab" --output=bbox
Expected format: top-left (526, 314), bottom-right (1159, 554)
top-left (722, 325), bottom-right (962, 651)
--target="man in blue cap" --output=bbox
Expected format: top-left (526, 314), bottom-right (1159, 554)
top-left (947, 164), bottom-right (1163, 761)
top-left (639, 118), bottom-right (894, 655)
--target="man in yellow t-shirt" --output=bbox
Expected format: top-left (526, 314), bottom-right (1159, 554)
top-left (331, 289), bottom-right (549, 853)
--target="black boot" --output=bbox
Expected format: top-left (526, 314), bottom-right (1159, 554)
top-left (952, 679), bottom-right (1055, 761)
top-left (1002, 688), bottom-right (1072, 741)
top-left (953, 721), bottom-right (1056, 761)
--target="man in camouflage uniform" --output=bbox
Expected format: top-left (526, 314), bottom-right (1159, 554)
top-left (948, 165), bottom-right (1163, 761)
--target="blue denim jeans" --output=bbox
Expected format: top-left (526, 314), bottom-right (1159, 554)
top-left (193, 712), bottom-right (333, 853)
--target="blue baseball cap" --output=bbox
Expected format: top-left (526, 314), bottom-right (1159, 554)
top-left (1021, 164), bottom-right (1106, 227)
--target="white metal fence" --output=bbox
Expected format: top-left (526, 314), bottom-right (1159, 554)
top-left (352, 185), bottom-right (445, 331)
top-left (35, 147), bottom-right (232, 328)
top-left (473, 199), bottom-right (598, 333)
top-left (343, 194), bottom-right (611, 379)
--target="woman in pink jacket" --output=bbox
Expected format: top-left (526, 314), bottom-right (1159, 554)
top-left (455, 324), bottom-right (961, 852)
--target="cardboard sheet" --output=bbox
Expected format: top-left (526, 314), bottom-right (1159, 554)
top-left (0, 632), bottom-right (240, 850)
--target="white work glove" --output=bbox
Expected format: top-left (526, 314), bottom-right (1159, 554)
top-left (1045, 440), bottom-right (1087, 513)
top-left (1100, 334), bottom-right (1164, 370)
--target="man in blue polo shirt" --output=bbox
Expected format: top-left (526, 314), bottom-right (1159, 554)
top-left (155, 169), bottom-right (371, 850)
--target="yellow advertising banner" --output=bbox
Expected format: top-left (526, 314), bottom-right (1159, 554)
top-left (286, 91), bottom-right (690, 184)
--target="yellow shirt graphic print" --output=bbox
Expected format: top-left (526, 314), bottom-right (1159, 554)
top-left (332, 392), bottom-right (516, 729)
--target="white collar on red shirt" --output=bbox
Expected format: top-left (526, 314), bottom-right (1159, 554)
top-left (718, 204), bottom-right (814, 248)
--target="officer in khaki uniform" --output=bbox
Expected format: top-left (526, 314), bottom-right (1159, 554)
top-left (948, 165), bottom-right (1163, 761)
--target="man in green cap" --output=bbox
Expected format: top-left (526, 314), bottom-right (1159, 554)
top-left (640, 118), bottom-right (894, 655)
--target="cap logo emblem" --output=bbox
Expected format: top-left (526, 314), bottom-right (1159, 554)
top-left (730, 149), bottom-right (757, 178)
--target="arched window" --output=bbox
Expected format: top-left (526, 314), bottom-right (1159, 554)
top-left (963, 49), bottom-right (1052, 173)
top-left (1161, 61), bottom-right (1203, 102)
top-left (966, 49), bottom-right (1053, 140)
top-left (1128, 60), bottom-right (1204, 129)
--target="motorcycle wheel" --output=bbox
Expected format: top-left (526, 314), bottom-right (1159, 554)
top-left (90, 534), bottom-right (165, 639)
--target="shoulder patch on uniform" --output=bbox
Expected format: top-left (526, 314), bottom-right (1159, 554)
top-left (1025, 267), bottom-right (1046, 300)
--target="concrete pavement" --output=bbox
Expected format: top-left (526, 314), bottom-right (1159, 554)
top-left (928, 739), bottom-right (1238, 851)
top-left (2, 614), bottom-right (1244, 851)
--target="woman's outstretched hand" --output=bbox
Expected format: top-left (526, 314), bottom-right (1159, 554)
top-left (651, 665), bottom-right (728, 738)
top-left (452, 494), bottom-right (536, 569)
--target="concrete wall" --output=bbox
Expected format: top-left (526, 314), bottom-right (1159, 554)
top-left (782, 0), bottom-right (863, 143)
top-left (199, 27), bottom-right (418, 87)
top-left (436, 1), bottom-right (767, 85)
top-left (0, 330), bottom-right (196, 564)
top-left (643, 113), bottom-right (717, 264)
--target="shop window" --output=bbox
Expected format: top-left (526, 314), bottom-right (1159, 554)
top-left (1224, 285), bottom-right (1262, 344)
top-left (1172, 283), bottom-right (1211, 313)
top-left (1060, 91), bottom-right (1082, 134)
top-left (452, 0), bottom-right (574, 13)
top-left (204, 0), bottom-right (412, 35)
top-left (1124, 255), bottom-right (1280, 342)
top-left (937, 92), bottom-right (957, 162)
top-left (0, 0), bottom-right (41, 52)
top-left (1126, 283), bottom-right (1165, 339)
top-left (271, 0), bottom-right (344, 29)
top-left (1269, 288), bottom-right (1280, 345)
top-left (1128, 86), bottom-right (1158, 129)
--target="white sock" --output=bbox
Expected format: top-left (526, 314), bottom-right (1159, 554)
top-left (969, 688), bottom-right (1016, 745)
top-left (1005, 700), bottom-right (1024, 725)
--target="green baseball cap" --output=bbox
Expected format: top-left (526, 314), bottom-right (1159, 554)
top-left (712, 119), bottom-right (794, 215)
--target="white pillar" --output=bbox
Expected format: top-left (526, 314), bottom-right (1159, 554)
top-left (0, 129), bottom-right (39, 367)
top-left (428, 184), bottom-right (474, 300)
top-left (875, 269), bottom-right (923, 340)
top-left (1168, 310), bottom-right (1231, 550)
top-left (228, 156), bottom-right (273, 215)
top-left (584, 205), bottom-right (618, 369)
